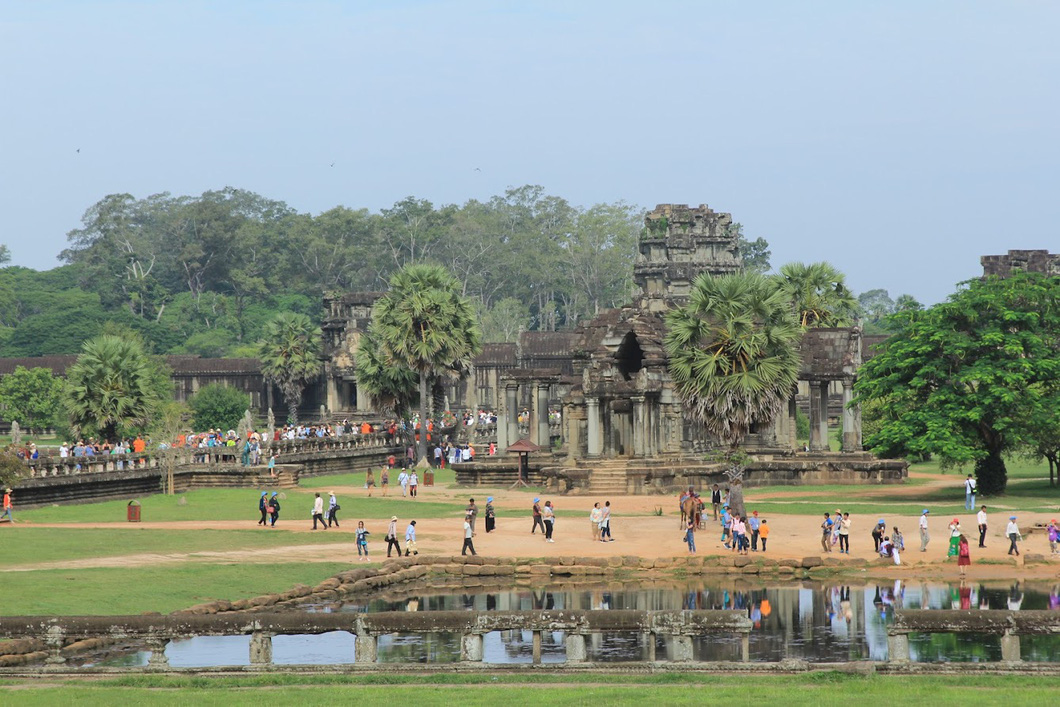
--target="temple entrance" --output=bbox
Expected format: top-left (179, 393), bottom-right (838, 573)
top-left (610, 400), bottom-right (634, 457)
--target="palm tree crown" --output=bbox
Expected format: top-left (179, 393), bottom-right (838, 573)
top-left (665, 272), bottom-right (802, 449)
top-left (777, 261), bottom-right (859, 328)
top-left (258, 312), bottom-right (322, 423)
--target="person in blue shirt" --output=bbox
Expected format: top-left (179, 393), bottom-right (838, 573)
top-left (720, 506), bottom-right (732, 548)
top-left (748, 511), bottom-right (761, 551)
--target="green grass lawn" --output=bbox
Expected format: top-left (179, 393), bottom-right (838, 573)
top-left (0, 527), bottom-right (352, 566)
top-left (0, 562), bottom-right (351, 615)
top-left (3, 673), bottom-right (1058, 705)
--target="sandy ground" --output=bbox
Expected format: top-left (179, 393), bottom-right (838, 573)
top-left (6, 472), bottom-right (1059, 581)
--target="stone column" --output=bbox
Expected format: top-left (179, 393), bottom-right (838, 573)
top-left (354, 633), bottom-right (378, 664)
top-left (326, 375), bottom-right (340, 414)
top-left (461, 633), bottom-right (484, 662)
top-left (146, 639), bottom-right (169, 669)
top-left (788, 394), bottom-right (799, 450)
top-left (670, 634), bottom-right (694, 662)
top-left (564, 633), bottom-right (587, 663)
top-left (740, 633), bottom-right (750, 662)
top-left (841, 380), bottom-right (859, 452)
top-left (44, 625), bottom-right (66, 664)
top-left (809, 381), bottom-right (828, 452)
top-left (586, 398), bottom-right (602, 458)
top-left (505, 383), bottom-right (520, 447)
top-left (886, 633), bottom-right (910, 663)
top-left (497, 387), bottom-right (510, 452)
top-left (249, 632), bottom-right (273, 666)
top-left (532, 630), bottom-right (543, 665)
top-left (535, 383), bottom-right (550, 448)
top-left (632, 396), bottom-right (646, 457)
top-left (1000, 631), bottom-right (1021, 662)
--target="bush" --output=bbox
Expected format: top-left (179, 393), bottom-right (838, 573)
top-left (190, 384), bottom-right (251, 432)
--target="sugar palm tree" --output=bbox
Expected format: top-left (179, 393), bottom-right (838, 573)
top-left (258, 312), bottom-right (322, 423)
top-left (777, 261), bottom-right (859, 328)
top-left (665, 272), bottom-right (802, 450)
top-left (354, 326), bottom-right (419, 418)
top-left (66, 335), bottom-right (171, 441)
top-left (368, 264), bottom-right (481, 463)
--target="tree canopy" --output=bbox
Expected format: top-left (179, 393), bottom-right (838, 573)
top-left (189, 383), bottom-right (251, 432)
top-left (854, 272), bottom-right (1060, 494)
top-left (665, 271), bottom-right (802, 450)
top-left (257, 313), bottom-right (322, 424)
top-left (777, 261), bottom-right (859, 327)
top-left (0, 366), bottom-right (65, 434)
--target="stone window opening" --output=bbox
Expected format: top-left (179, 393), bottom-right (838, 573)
top-left (616, 332), bottom-right (644, 381)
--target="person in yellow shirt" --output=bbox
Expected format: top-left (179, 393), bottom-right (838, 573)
top-left (759, 519), bottom-right (770, 552)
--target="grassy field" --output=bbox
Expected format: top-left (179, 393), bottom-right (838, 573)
top-left (2, 673), bottom-right (1058, 705)
top-left (0, 563), bottom-right (349, 615)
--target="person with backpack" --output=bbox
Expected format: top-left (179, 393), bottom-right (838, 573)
top-left (257, 491), bottom-right (268, 527)
top-left (385, 516), bottom-right (402, 557)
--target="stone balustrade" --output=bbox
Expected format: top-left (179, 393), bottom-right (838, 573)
top-left (0, 610), bottom-right (751, 668)
top-left (887, 610), bottom-right (1060, 664)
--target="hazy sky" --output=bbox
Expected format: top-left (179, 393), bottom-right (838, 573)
top-left (2, 1), bottom-right (1057, 304)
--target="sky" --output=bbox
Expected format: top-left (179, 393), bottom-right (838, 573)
top-left (1, 0), bottom-right (1057, 305)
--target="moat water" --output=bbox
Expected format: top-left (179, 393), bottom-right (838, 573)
top-left (86, 580), bottom-right (1060, 667)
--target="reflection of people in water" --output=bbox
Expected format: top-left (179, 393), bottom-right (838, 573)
top-left (406, 597), bottom-right (420, 612)
top-left (486, 594), bottom-right (497, 611)
top-left (1008, 582), bottom-right (1024, 611)
top-left (545, 592), bottom-right (555, 610)
top-left (1050, 585), bottom-right (1060, 611)
top-left (959, 580), bottom-right (972, 610)
top-left (979, 584), bottom-right (991, 610)
top-left (840, 586), bottom-right (852, 625)
top-left (462, 593), bottom-right (474, 610)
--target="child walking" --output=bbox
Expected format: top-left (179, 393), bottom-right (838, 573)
top-left (356, 521), bottom-right (371, 562)
top-left (759, 519), bottom-right (769, 551)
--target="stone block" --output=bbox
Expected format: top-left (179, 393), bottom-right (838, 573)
top-left (1024, 553), bottom-right (1046, 563)
top-left (607, 556), bottom-right (624, 568)
top-left (652, 558), bottom-right (673, 569)
top-left (529, 564), bottom-right (552, 574)
top-left (778, 566), bottom-right (795, 574)
top-left (801, 556), bottom-right (823, 568)
top-left (741, 565), bottom-right (760, 575)
top-left (623, 555), bottom-right (641, 567)
top-left (560, 556), bottom-right (578, 566)
top-left (733, 556), bottom-right (752, 568)
top-left (443, 564), bottom-right (464, 575)
top-left (494, 565), bottom-right (515, 575)
top-left (778, 558), bottom-right (801, 568)
top-left (551, 565), bottom-right (571, 576)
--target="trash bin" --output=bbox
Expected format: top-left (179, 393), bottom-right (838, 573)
top-left (425, 470), bottom-right (435, 486)
top-left (127, 500), bottom-right (141, 522)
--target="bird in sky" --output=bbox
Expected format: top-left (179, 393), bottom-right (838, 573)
top-left (76, 148), bottom-right (80, 154)
top-left (330, 162), bottom-right (335, 167)
top-left (474, 167), bottom-right (481, 171)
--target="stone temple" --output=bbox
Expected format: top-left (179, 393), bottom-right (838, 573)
top-left (320, 203), bottom-right (907, 490)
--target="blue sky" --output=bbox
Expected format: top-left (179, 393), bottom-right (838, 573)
top-left (1, 0), bottom-right (1057, 304)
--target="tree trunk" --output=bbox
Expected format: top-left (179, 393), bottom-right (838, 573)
top-left (417, 371), bottom-right (428, 464)
top-left (974, 446), bottom-right (1007, 495)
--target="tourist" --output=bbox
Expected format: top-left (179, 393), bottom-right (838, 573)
top-left (919, 509), bottom-right (930, 552)
top-left (542, 500), bottom-right (555, 542)
top-left (409, 470), bottom-right (418, 498)
top-left (466, 498), bottom-right (478, 536)
top-left (484, 497), bottom-right (496, 533)
top-left (356, 521), bottom-right (371, 561)
top-left (872, 519), bottom-right (885, 552)
top-left (1006, 515), bottom-right (1022, 556)
top-left (838, 512), bottom-right (851, 554)
top-left (257, 491), bottom-right (268, 527)
top-left (268, 492), bottom-right (280, 527)
top-left (832, 508), bottom-right (843, 548)
top-left (398, 470), bottom-right (409, 497)
top-left (759, 519), bottom-right (769, 551)
top-left (365, 469), bottom-right (375, 496)
top-left (748, 510), bottom-right (761, 551)
top-left (268, 453), bottom-right (277, 478)
top-left (404, 520), bottom-right (418, 556)
top-left (312, 493), bottom-right (327, 530)
top-left (948, 518), bottom-right (963, 557)
top-left (531, 498), bottom-right (544, 534)
top-left (1047, 519), bottom-right (1059, 555)
top-left (711, 484), bottom-right (721, 521)
top-left (957, 534), bottom-right (971, 577)
top-left (964, 474), bottom-right (977, 511)
top-left (590, 502), bottom-right (603, 541)
top-left (385, 516), bottom-right (402, 557)
top-left (380, 466), bottom-right (390, 496)
top-left (820, 513), bottom-right (834, 553)
top-left (720, 505), bottom-right (732, 548)
top-left (685, 517), bottom-right (696, 554)
top-left (327, 491), bottom-right (340, 528)
top-left (600, 500), bottom-right (613, 541)
top-left (461, 515), bottom-right (477, 556)
top-left (892, 526), bottom-right (905, 553)
top-left (977, 505), bottom-right (989, 548)
top-left (1, 487), bottom-right (12, 523)
top-left (734, 515), bottom-right (748, 555)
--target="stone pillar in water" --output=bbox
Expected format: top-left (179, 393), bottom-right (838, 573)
top-left (670, 635), bottom-right (694, 662)
top-left (461, 633), bottom-right (484, 661)
top-left (355, 633), bottom-right (377, 663)
top-left (1000, 631), bottom-right (1021, 662)
top-left (249, 632), bottom-right (273, 665)
top-left (564, 633), bottom-right (587, 662)
top-left (886, 633), bottom-right (909, 663)
top-left (146, 639), bottom-right (169, 669)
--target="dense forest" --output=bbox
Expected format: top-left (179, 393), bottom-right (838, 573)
top-left (0, 185), bottom-right (910, 358)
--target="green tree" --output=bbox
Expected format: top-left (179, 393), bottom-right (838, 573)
top-left (728, 223), bottom-right (771, 274)
top-left (665, 272), bottom-right (802, 450)
top-left (0, 366), bottom-right (65, 434)
top-left (258, 312), bottom-right (322, 423)
top-left (65, 335), bottom-right (172, 441)
top-left (854, 273), bottom-right (1060, 494)
top-left (353, 327), bottom-right (420, 418)
top-left (189, 383), bottom-right (251, 431)
top-left (857, 288), bottom-right (895, 323)
top-left (478, 297), bottom-right (531, 343)
top-left (368, 264), bottom-right (482, 462)
top-left (777, 261), bottom-right (859, 327)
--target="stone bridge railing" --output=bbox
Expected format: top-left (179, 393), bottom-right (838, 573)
top-left (0, 610), bottom-right (751, 668)
top-left (20, 432), bottom-right (393, 479)
top-left (887, 610), bottom-right (1060, 664)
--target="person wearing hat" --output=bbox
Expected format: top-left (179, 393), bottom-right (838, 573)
top-left (404, 519), bottom-right (418, 556)
top-left (385, 515), bottom-right (402, 557)
top-left (1005, 515), bottom-right (1022, 556)
top-left (327, 491), bottom-right (340, 528)
top-left (1, 487), bottom-right (12, 523)
top-left (919, 509), bottom-right (931, 552)
top-left (531, 498), bottom-right (544, 534)
top-left (872, 519), bottom-right (886, 553)
top-left (269, 492), bottom-right (281, 527)
top-left (257, 491), bottom-right (269, 527)
top-left (484, 497), bottom-right (496, 533)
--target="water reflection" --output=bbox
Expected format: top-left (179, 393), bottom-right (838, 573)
top-left (84, 580), bottom-right (1060, 667)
